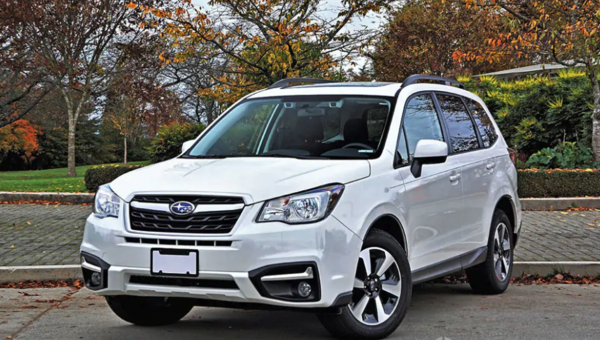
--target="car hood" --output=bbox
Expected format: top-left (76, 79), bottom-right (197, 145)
top-left (110, 157), bottom-right (370, 204)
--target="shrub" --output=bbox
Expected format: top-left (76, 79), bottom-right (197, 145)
top-left (464, 74), bottom-right (594, 156)
top-left (525, 142), bottom-right (600, 169)
top-left (84, 164), bottom-right (145, 193)
top-left (518, 169), bottom-right (600, 197)
top-left (149, 122), bottom-right (205, 163)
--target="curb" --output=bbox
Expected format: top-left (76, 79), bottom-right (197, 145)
top-left (520, 197), bottom-right (600, 210)
top-left (1, 262), bottom-right (599, 284)
top-left (0, 192), bottom-right (93, 204)
top-left (512, 261), bottom-right (600, 277)
top-left (0, 265), bottom-right (81, 284)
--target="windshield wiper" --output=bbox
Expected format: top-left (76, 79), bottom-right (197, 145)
top-left (259, 153), bottom-right (328, 160)
top-left (181, 154), bottom-right (228, 159)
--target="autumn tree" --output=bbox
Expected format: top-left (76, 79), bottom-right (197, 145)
top-left (372, 0), bottom-right (526, 81)
top-left (3, 0), bottom-right (160, 176)
top-left (457, 0), bottom-right (600, 160)
top-left (0, 2), bottom-right (55, 128)
top-left (102, 38), bottom-right (183, 163)
top-left (0, 119), bottom-right (41, 166)
top-left (138, 0), bottom-right (390, 105)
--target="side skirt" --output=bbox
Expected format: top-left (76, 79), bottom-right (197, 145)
top-left (411, 246), bottom-right (488, 284)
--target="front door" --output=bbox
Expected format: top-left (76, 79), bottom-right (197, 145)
top-left (394, 93), bottom-right (464, 271)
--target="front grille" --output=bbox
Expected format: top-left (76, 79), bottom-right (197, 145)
top-left (124, 237), bottom-right (233, 247)
top-left (130, 276), bottom-right (238, 289)
top-left (129, 195), bottom-right (244, 234)
top-left (132, 195), bottom-right (244, 205)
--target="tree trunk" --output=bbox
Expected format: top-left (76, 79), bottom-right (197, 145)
top-left (124, 137), bottom-right (128, 164)
top-left (589, 69), bottom-right (600, 161)
top-left (67, 113), bottom-right (77, 177)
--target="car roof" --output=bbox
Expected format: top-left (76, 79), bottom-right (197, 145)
top-left (248, 82), bottom-right (404, 99)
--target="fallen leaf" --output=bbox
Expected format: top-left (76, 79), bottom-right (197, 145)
top-left (555, 274), bottom-right (564, 280)
top-left (18, 292), bottom-right (39, 297)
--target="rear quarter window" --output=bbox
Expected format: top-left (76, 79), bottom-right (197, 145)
top-left (465, 99), bottom-right (498, 148)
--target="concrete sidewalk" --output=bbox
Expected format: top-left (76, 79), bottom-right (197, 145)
top-left (1, 204), bottom-right (599, 267)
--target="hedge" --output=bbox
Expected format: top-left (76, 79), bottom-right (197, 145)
top-left (518, 169), bottom-right (600, 198)
top-left (84, 164), bottom-right (145, 193)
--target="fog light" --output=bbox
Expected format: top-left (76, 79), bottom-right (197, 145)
top-left (298, 281), bottom-right (312, 298)
top-left (90, 272), bottom-right (101, 286)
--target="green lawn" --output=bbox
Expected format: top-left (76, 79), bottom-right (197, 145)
top-left (0, 161), bottom-right (148, 193)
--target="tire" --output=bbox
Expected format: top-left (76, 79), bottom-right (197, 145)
top-left (466, 209), bottom-right (514, 295)
top-left (318, 229), bottom-right (412, 340)
top-left (105, 295), bottom-right (193, 326)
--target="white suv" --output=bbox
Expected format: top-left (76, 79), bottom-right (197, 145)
top-left (81, 75), bottom-right (521, 339)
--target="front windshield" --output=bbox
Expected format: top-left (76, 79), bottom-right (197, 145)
top-left (184, 95), bottom-right (393, 159)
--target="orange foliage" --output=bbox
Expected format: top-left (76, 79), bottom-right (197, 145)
top-left (453, 0), bottom-right (600, 69)
top-left (0, 119), bottom-right (42, 163)
top-left (136, 0), bottom-right (388, 104)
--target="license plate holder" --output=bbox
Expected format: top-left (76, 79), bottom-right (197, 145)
top-left (150, 248), bottom-right (198, 277)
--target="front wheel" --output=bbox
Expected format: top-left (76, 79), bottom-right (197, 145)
top-left (318, 229), bottom-right (412, 340)
top-left (106, 295), bottom-right (193, 326)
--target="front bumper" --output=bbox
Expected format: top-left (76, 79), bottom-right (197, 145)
top-left (80, 203), bottom-right (361, 308)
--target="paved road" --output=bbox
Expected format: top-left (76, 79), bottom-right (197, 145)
top-left (1, 284), bottom-right (600, 340)
top-left (1, 204), bottom-right (600, 266)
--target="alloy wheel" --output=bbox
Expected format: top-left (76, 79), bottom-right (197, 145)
top-left (494, 222), bottom-right (512, 281)
top-left (349, 247), bottom-right (402, 325)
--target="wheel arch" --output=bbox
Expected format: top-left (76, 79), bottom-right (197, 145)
top-left (494, 195), bottom-right (517, 243)
top-left (365, 214), bottom-right (408, 254)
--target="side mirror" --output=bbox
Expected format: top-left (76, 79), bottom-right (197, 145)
top-left (410, 139), bottom-right (448, 178)
top-left (182, 140), bottom-right (195, 153)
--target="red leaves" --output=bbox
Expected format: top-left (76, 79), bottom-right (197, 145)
top-left (519, 168), bottom-right (600, 173)
top-left (433, 272), bottom-right (600, 285)
top-left (0, 200), bottom-right (91, 206)
top-left (511, 273), bottom-right (600, 285)
top-left (0, 119), bottom-right (42, 164)
top-left (0, 279), bottom-right (84, 289)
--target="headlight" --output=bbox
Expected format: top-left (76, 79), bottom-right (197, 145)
top-left (93, 185), bottom-right (122, 218)
top-left (257, 184), bottom-right (344, 224)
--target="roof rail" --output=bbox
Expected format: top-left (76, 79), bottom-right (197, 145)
top-left (268, 78), bottom-right (337, 89)
top-left (401, 74), bottom-right (465, 89)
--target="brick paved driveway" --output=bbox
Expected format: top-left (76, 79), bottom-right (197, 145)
top-left (0, 204), bottom-right (599, 266)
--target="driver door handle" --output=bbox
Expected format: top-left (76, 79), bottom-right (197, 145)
top-left (449, 174), bottom-right (461, 182)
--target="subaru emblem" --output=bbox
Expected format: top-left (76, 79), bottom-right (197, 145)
top-left (170, 201), bottom-right (195, 215)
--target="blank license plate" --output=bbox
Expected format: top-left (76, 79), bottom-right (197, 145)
top-left (151, 249), bottom-right (198, 277)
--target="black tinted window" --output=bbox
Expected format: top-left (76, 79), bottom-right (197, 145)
top-left (400, 94), bottom-right (444, 161)
top-left (466, 99), bottom-right (498, 148)
top-left (397, 127), bottom-right (409, 165)
top-left (437, 94), bottom-right (479, 153)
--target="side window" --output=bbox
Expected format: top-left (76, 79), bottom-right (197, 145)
top-left (436, 94), bottom-right (479, 153)
top-left (466, 99), bottom-right (498, 148)
top-left (397, 94), bottom-right (444, 163)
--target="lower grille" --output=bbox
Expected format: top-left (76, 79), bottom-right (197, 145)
top-left (124, 237), bottom-right (232, 247)
top-left (130, 276), bottom-right (238, 289)
top-left (129, 206), bottom-right (242, 234)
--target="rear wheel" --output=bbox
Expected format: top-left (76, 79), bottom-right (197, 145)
top-left (318, 229), bottom-right (412, 340)
top-left (466, 209), bottom-right (514, 294)
top-left (106, 295), bottom-right (193, 326)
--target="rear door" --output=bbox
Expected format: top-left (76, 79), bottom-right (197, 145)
top-left (435, 93), bottom-right (488, 253)
top-left (395, 93), bottom-right (464, 271)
